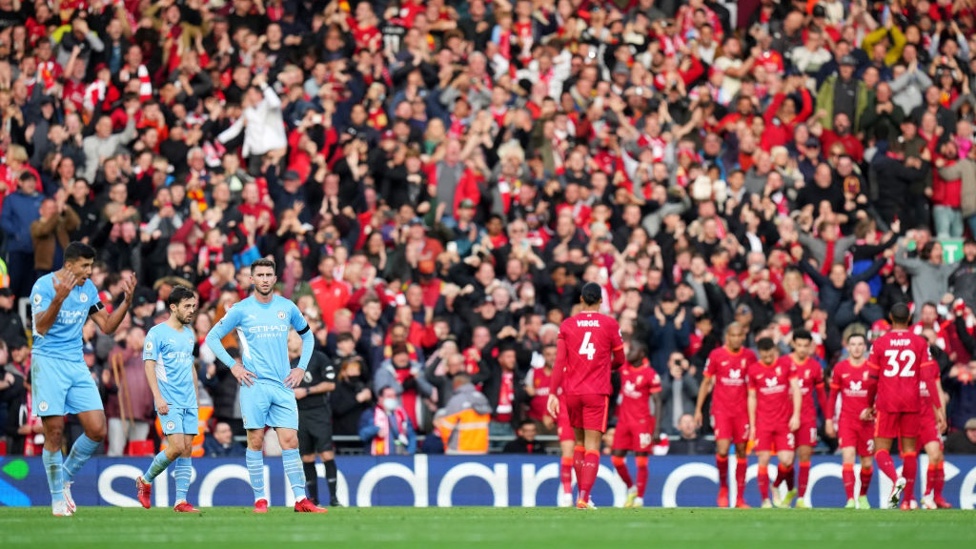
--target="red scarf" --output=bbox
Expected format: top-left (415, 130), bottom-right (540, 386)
top-left (496, 371), bottom-right (514, 422)
top-left (822, 239), bottom-right (836, 275)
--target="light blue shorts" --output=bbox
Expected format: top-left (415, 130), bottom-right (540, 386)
top-left (30, 355), bottom-right (104, 417)
top-left (158, 407), bottom-right (199, 436)
top-left (240, 382), bottom-right (298, 431)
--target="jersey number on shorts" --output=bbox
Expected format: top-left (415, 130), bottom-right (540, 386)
top-left (579, 331), bottom-right (596, 360)
top-left (882, 350), bottom-right (916, 378)
top-left (639, 433), bottom-right (653, 448)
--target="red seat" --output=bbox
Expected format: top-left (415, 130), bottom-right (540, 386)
top-left (126, 440), bottom-right (156, 456)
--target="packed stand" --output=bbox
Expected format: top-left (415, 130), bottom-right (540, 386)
top-left (0, 0), bottom-right (975, 457)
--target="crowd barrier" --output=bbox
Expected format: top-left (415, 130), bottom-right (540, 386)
top-left (2, 455), bottom-right (975, 508)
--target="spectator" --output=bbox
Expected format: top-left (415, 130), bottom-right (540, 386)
top-left (668, 413), bottom-right (717, 456)
top-left (647, 292), bottom-right (692, 376)
top-left (945, 418), bottom-right (976, 455)
top-left (437, 374), bottom-right (492, 455)
top-left (659, 352), bottom-right (702, 436)
top-left (30, 194), bottom-right (80, 280)
top-left (0, 172), bottom-right (44, 298)
top-left (81, 107), bottom-right (138, 185)
top-left (216, 72), bottom-right (287, 173)
top-left (331, 356), bottom-right (373, 441)
top-left (204, 422), bottom-right (247, 458)
top-left (895, 234), bottom-right (957, 319)
top-left (950, 239), bottom-right (976, 307)
top-left (102, 327), bottom-right (154, 456)
top-left (0, 287), bottom-right (25, 346)
top-left (502, 420), bottom-right (540, 454)
top-left (359, 386), bottom-right (416, 456)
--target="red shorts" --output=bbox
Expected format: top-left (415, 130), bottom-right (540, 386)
top-left (565, 394), bottom-right (610, 433)
top-left (754, 424), bottom-right (795, 453)
top-left (794, 421), bottom-right (818, 448)
top-left (612, 418), bottom-right (655, 452)
top-left (556, 397), bottom-right (574, 443)
top-left (838, 418), bottom-right (875, 457)
top-left (918, 411), bottom-right (942, 449)
top-left (875, 410), bottom-right (920, 439)
top-left (712, 413), bottom-right (750, 444)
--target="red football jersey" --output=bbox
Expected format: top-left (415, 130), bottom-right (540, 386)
top-left (829, 359), bottom-right (875, 424)
top-left (703, 346), bottom-right (757, 417)
top-left (525, 366), bottom-right (553, 421)
top-left (553, 312), bottom-right (624, 396)
top-left (919, 359), bottom-right (941, 410)
top-left (616, 361), bottom-right (662, 425)
top-left (783, 355), bottom-right (825, 424)
top-left (868, 329), bottom-right (932, 413)
top-left (748, 360), bottom-right (796, 428)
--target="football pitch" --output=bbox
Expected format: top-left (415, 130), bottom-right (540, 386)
top-left (0, 507), bottom-right (972, 549)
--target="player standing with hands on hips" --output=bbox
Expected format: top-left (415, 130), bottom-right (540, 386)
top-left (206, 258), bottom-right (327, 514)
top-left (548, 282), bottom-right (625, 510)
top-left (863, 303), bottom-right (946, 510)
top-left (31, 242), bottom-right (136, 517)
top-left (136, 286), bottom-right (201, 512)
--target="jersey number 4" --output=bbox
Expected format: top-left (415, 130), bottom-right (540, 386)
top-left (579, 332), bottom-right (596, 360)
top-left (882, 350), bottom-right (916, 378)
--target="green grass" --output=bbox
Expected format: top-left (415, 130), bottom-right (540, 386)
top-left (0, 507), bottom-right (972, 549)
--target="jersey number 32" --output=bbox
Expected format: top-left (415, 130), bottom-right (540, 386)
top-left (882, 350), bottom-right (916, 378)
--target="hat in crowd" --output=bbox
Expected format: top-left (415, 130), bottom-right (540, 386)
top-left (812, 4), bottom-right (827, 17)
top-left (391, 343), bottom-right (410, 357)
top-left (805, 137), bottom-right (821, 148)
top-left (736, 304), bottom-right (752, 316)
top-left (613, 62), bottom-right (630, 75)
top-left (966, 418), bottom-right (976, 431)
top-left (0, 287), bottom-right (12, 297)
top-left (407, 217), bottom-right (425, 227)
top-left (8, 337), bottom-right (27, 349)
top-left (660, 290), bottom-right (677, 303)
top-left (459, 199), bottom-right (475, 209)
top-left (839, 55), bottom-right (858, 66)
top-left (133, 288), bottom-right (156, 308)
top-left (282, 170), bottom-right (301, 181)
top-left (785, 65), bottom-right (803, 77)
top-left (39, 95), bottom-right (56, 106)
top-left (418, 260), bottom-right (435, 275)
top-left (964, 237), bottom-right (976, 247)
top-left (381, 130), bottom-right (395, 140)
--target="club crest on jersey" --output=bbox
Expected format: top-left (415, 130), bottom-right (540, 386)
top-left (33, 294), bottom-right (42, 305)
top-left (79, 293), bottom-right (88, 303)
top-left (278, 311), bottom-right (286, 320)
top-left (145, 341), bottom-right (153, 351)
top-left (165, 421), bottom-right (176, 432)
top-left (38, 401), bottom-right (49, 413)
top-left (765, 377), bottom-right (778, 388)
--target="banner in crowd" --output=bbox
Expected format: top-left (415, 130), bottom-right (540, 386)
top-left (907, 238), bottom-right (966, 264)
top-left (1, 455), bottom-right (975, 508)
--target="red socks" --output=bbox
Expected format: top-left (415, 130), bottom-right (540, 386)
top-left (934, 461), bottom-right (945, 500)
top-left (797, 461), bottom-right (811, 497)
top-left (842, 463), bottom-right (855, 500)
top-left (758, 468), bottom-right (770, 501)
top-left (875, 449), bottom-right (898, 482)
top-left (573, 446), bottom-right (585, 491)
top-left (716, 455), bottom-right (729, 490)
top-left (735, 457), bottom-right (747, 501)
top-left (903, 452), bottom-right (918, 502)
top-left (774, 463), bottom-right (794, 490)
top-left (925, 463), bottom-right (936, 496)
top-left (859, 465), bottom-right (872, 496)
top-left (635, 456), bottom-right (649, 498)
top-left (577, 450), bottom-right (600, 503)
top-left (611, 455), bottom-right (633, 488)
top-left (560, 456), bottom-right (573, 494)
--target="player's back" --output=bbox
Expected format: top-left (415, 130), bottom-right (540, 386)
top-left (616, 361), bottom-right (661, 424)
top-left (30, 275), bottom-right (101, 362)
top-left (830, 359), bottom-right (873, 422)
top-left (704, 346), bottom-right (756, 416)
top-left (869, 329), bottom-right (931, 413)
top-left (221, 295), bottom-right (303, 385)
top-left (557, 311), bottom-right (623, 396)
top-left (145, 323), bottom-right (197, 408)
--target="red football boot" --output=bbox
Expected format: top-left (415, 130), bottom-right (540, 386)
top-left (174, 501), bottom-right (200, 513)
top-left (136, 476), bottom-right (152, 509)
top-left (294, 498), bottom-right (328, 513)
top-left (254, 499), bottom-right (269, 514)
top-left (717, 486), bottom-right (730, 508)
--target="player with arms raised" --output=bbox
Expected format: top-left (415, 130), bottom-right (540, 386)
top-left (31, 242), bottom-right (135, 516)
top-left (776, 329), bottom-right (828, 508)
top-left (864, 303), bottom-right (944, 509)
top-left (548, 282), bottom-right (625, 510)
top-left (610, 344), bottom-right (662, 508)
top-left (206, 258), bottom-right (326, 514)
top-left (136, 286), bottom-right (200, 512)
top-left (747, 338), bottom-right (801, 508)
top-left (695, 323), bottom-right (757, 508)
top-left (826, 332), bottom-right (876, 509)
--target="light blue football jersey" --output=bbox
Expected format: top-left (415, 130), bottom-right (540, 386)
top-left (31, 275), bottom-right (101, 361)
top-left (144, 323), bottom-right (198, 409)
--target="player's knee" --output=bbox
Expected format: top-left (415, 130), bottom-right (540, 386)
top-left (169, 438), bottom-right (187, 455)
top-left (321, 450), bottom-right (335, 461)
top-left (87, 422), bottom-right (107, 442)
top-left (44, 424), bottom-right (64, 445)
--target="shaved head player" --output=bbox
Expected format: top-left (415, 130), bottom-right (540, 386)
top-left (548, 282), bottom-right (625, 510)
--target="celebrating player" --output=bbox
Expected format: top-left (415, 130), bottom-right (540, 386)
top-left (695, 323), bottom-right (757, 508)
top-left (826, 332), bottom-right (876, 509)
top-left (548, 282), bottom-right (625, 510)
top-left (917, 336), bottom-right (950, 509)
top-left (31, 242), bottom-right (135, 516)
top-left (136, 286), bottom-right (200, 513)
top-left (748, 338), bottom-right (801, 509)
top-left (206, 258), bottom-right (326, 514)
top-left (777, 329), bottom-right (828, 508)
top-left (863, 303), bottom-right (945, 510)
top-left (610, 345), bottom-right (662, 508)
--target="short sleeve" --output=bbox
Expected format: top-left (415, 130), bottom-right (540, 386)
top-left (143, 329), bottom-right (160, 362)
top-left (609, 318), bottom-right (623, 350)
top-left (30, 279), bottom-right (54, 315)
top-left (746, 368), bottom-right (758, 390)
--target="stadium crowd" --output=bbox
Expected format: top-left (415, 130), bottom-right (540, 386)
top-left (0, 0), bottom-right (976, 460)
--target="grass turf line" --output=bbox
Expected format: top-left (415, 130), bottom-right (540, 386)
top-left (0, 507), bottom-right (971, 549)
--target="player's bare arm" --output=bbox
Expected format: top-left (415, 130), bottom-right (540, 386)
top-left (747, 388), bottom-right (757, 441)
top-left (144, 359), bottom-right (168, 415)
top-left (91, 275), bottom-right (136, 335)
top-left (33, 271), bottom-right (76, 335)
top-left (651, 392), bottom-right (662, 442)
top-left (789, 378), bottom-right (802, 432)
top-left (694, 376), bottom-right (713, 428)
